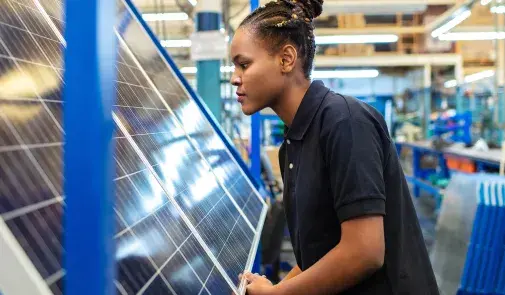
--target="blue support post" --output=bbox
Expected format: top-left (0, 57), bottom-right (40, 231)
top-left (413, 149), bottom-right (421, 198)
top-left (423, 65), bottom-right (432, 139)
top-left (63, 1), bottom-right (117, 294)
top-left (424, 87), bottom-right (431, 139)
top-left (196, 3), bottom-right (222, 121)
top-left (249, 0), bottom-right (261, 183)
top-left (251, 114), bottom-right (261, 181)
top-left (456, 85), bottom-right (464, 114)
top-left (498, 86), bottom-right (505, 142)
top-left (249, 0), bottom-right (263, 275)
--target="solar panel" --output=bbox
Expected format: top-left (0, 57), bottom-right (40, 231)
top-left (0, 0), bottom-right (267, 294)
top-left (116, 2), bottom-right (265, 231)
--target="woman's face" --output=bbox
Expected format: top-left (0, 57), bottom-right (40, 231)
top-left (230, 28), bottom-right (285, 115)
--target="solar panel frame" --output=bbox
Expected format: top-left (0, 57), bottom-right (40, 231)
top-left (0, 0), bottom-right (268, 294)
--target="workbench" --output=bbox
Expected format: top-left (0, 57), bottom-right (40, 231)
top-left (395, 141), bottom-right (502, 208)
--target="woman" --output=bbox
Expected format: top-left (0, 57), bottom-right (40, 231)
top-left (230, 0), bottom-right (439, 294)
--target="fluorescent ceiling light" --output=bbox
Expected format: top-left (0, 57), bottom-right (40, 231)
top-left (142, 13), bottom-right (188, 21)
top-left (491, 5), bottom-right (505, 13)
top-left (161, 39), bottom-right (192, 48)
top-left (481, 0), bottom-right (492, 4)
top-left (180, 66), bottom-right (235, 74)
top-left (315, 34), bottom-right (398, 45)
top-left (444, 80), bottom-right (458, 88)
top-left (444, 70), bottom-right (495, 88)
top-left (180, 67), bottom-right (380, 79)
top-left (432, 9), bottom-right (471, 38)
top-left (180, 67), bottom-right (197, 74)
top-left (312, 69), bottom-right (379, 79)
top-left (465, 70), bottom-right (495, 83)
top-left (439, 31), bottom-right (505, 40)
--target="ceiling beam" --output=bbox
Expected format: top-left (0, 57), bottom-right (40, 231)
top-left (322, 0), bottom-right (457, 15)
top-left (315, 24), bottom-right (495, 36)
top-left (315, 26), bottom-right (425, 35)
top-left (314, 54), bottom-right (462, 67)
top-left (424, 0), bottom-right (476, 32)
top-left (324, 0), bottom-right (457, 5)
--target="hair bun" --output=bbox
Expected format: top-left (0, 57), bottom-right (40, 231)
top-left (298, 0), bottom-right (324, 20)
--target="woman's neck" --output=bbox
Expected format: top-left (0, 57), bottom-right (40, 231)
top-left (271, 78), bottom-right (311, 127)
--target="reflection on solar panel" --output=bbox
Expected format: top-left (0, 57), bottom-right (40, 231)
top-left (0, 0), bottom-right (267, 294)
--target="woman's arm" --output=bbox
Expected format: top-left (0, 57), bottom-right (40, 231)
top-left (273, 215), bottom-right (385, 295)
top-left (280, 265), bottom-right (302, 282)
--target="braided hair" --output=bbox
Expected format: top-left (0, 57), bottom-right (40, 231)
top-left (239, 0), bottom-right (324, 79)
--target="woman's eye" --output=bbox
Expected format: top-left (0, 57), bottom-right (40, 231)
top-left (240, 63), bottom-right (249, 69)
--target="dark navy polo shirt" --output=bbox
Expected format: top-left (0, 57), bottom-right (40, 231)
top-left (279, 80), bottom-right (439, 294)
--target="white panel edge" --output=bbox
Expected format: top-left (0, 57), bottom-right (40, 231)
top-left (0, 218), bottom-right (53, 295)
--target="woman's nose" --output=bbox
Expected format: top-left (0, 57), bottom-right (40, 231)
top-left (230, 72), bottom-right (241, 86)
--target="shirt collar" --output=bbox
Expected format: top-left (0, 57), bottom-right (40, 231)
top-left (285, 80), bottom-right (329, 140)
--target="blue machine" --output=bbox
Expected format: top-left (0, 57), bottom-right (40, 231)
top-left (432, 111), bottom-right (473, 146)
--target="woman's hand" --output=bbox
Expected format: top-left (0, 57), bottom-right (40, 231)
top-left (243, 272), bottom-right (277, 295)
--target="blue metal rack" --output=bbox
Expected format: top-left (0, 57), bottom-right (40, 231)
top-left (432, 111), bottom-right (473, 146)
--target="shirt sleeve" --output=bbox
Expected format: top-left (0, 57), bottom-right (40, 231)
top-left (321, 117), bottom-right (387, 222)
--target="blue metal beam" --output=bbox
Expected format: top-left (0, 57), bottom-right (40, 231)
top-left (424, 87), bottom-right (431, 139)
top-left (249, 0), bottom-right (263, 275)
top-left (249, 0), bottom-right (261, 184)
top-left (63, 1), bottom-right (117, 294)
top-left (456, 86), bottom-right (464, 114)
top-left (498, 86), bottom-right (504, 142)
top-left (196, 4), bottom-right (222, 122)
top-left (250, 0), bottom-right (259, 9)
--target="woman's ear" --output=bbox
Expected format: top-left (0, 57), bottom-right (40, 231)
top-left (279, 44), bottom-right (298, 73)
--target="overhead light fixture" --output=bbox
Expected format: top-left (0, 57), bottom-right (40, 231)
top-left (465, 69), bottom-right (495, 83)
top-left (311, 69), bottom-right (379, 79)
top-left (444, 70), bottom-right (495, 88)
top-left (180, 67), bottom-right (380, 79)
top-left (481, 0), bottom-right (492, 5)
top-left (439, 31), bottom-right (505, 40)
top-left (160, 39), bottom-right (192, 48)
top-left (315, 34), bottom-right (398, 45)
top-left (180, 66), bottom-right (235, 74)
top-left (444, 80), bottom-right (458, 88)
top-left (142, 13), bottom-right (188, 21)
top-left (432, 9), bottom-right (471, 38)
top-left (180, 67), bottom-right (197, 74)
top-left (491, 5), bottom-right (505, 13)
